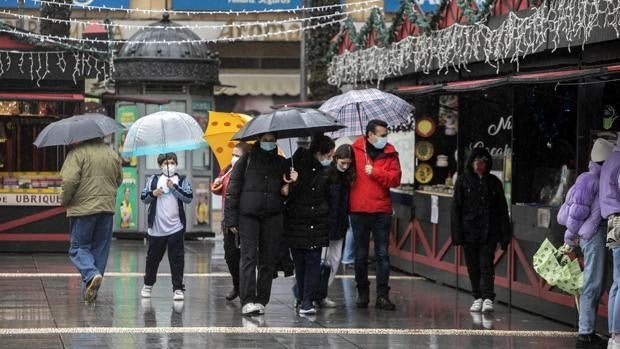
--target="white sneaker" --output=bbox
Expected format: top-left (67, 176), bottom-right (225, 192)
top-left (482, 299), bottom-right (494, 312)
top-left (470, 298), bottom-right (483, 312)
top-left (319, 297), bottom-right (337, 308)
top-left (173, 289), bottom-right (184, 301)
top-left (255, 303), bottom-right (265, 315)
top-left (482, 314), bottom-right (494, 329)
top-left (241, 303), bottom-right (260, 315)
top-left (299, 307), bottom-right (316, 315)
top-left (141, 285), bottom-right (153, 298)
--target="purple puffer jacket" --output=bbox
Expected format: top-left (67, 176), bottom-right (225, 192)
top-left (557, 161), bottom-right (602, 245)
top-left (600, 147), bottom-right (620, 218)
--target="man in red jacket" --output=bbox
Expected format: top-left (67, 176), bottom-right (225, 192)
top-left (349, 119), bottom-right (402, 310)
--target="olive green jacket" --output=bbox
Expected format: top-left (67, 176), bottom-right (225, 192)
top-left (60, 141), bottom-right (123, 217)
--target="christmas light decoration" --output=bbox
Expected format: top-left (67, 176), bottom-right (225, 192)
top-left (328, 0), bottom-right (620, 86)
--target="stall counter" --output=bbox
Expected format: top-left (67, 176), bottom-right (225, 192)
top-left (0, 172), bottom-right (69, 252)
top-left (389, 189), bottom-right (609, 331)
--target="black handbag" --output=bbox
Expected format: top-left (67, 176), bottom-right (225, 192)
top-left (314, 248), bottom-right (331, 301)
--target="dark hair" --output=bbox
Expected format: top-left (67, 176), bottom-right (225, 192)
top-left (256, 132), bottom-right (277, 141)
top-left (329, 144), bottom-right (356, 184)
top-left (234, 141), bottom-right (251, 154)
top-left (366, 119), bottom-right (388, 137)
top-left (309, 133), bottom-right (335, 155)
top-left (157, 152), bottom-right (177, 166)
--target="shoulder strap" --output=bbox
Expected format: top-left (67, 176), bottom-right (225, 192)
top-left (150, 175), bottom-right (159, 190)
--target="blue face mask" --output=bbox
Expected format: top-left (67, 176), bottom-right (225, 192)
top-left (373, 136), bottom-right (388, 149)
top-left (320, 159), bottom-right (332, 167)
top-left (260, 141), bottom-right (277, 152)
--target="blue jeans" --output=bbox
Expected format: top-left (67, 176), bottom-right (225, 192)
top-left (609, 246), bottom-right (620, 334)
top-left (291, 248), bottom-right (321, 310)
top-left (578, 225), bottom-right (606, 334)
top-left (341, 216), bottom-right (356, 265)
top-left (68, 213), bottom-right (114, 284)
top-left (350, 212), bottom-right (392, 297)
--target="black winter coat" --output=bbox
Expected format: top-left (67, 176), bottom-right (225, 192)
top-left (283, 148), bottom-right (330, 250)
top-left (224, 144), bottom-right (290, 228)
top-left (327, 167), bottom-right (350, 241)
top-left (450, 147), bottom-right (511, 247)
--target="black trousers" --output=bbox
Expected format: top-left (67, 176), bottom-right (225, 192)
top-left (144, 229), bottom-right (185, 291)
top-left (222, 224), bottom-right (241, 292)
top-left (463, 242), bottom-right (497, 300)
top-left (238, 213), bottom-right (283, 306)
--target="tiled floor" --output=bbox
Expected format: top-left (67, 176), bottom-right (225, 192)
top-left (0, 238), bottom-right (583, 348)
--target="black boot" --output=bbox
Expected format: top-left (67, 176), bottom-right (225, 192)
top-left (375, 295), bottom-right (396, 310)
top-left (225, 289), bottom-right (239, 301)
top-left (356, 288), bottom-right (369, 308)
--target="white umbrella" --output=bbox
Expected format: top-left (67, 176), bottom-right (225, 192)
top-left (121, 111), bottom-right (207, 157)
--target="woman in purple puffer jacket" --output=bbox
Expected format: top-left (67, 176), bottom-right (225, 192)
top-left (557, 137), bottom-right (613, 347)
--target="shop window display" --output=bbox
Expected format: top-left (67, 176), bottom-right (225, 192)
top-left (410, 94), bottom-right (458, 195)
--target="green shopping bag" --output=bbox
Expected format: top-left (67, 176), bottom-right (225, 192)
top-left (532, 238), bottom-right (583, 296)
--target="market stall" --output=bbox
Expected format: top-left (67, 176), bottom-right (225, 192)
top-left (0, 24), bottom-right (106, 252)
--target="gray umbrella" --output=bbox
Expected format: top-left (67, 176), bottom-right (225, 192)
top-left (33, 113), bottom-right (125, 148)
top-left (231, 107), bottom-right (345, 141)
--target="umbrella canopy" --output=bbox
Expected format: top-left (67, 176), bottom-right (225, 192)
top-left (231, 107), bottom-right (345, 142)
top-left (204, 111), bottom-right (253, 168)
top-left (319, 88), bottom-right (413, 138)
top-left (121, 111), bottom-right (207, 157)
top-left (33, 113), bottom-right (124, 148)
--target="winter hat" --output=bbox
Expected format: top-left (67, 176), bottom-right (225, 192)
top-left (591, 138), bottom-right (614, 162)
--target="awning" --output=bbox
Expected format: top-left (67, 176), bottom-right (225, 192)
top-left (215, 73), bottom-right (300, 96)
top-left (443, 78), bottom-right (508, 92)
top-left (394, 84), bottom-right (443, 95)
top-left (270, 100), bottom-right (324, 109)
top-left (394, 67), bottom-right (606, 95)
top-left (0, 93), bottom-right (83, 101)
top-left (508, 69), bottom-right (598, 84)
top-left (99, 93), bottom-right (170, 105)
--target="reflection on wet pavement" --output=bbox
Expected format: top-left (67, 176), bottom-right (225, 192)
top-left (0, 239), bottom-right (581, 348)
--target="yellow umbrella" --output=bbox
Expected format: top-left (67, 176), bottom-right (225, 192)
top-left (204, 112), bottom-right (253, 168)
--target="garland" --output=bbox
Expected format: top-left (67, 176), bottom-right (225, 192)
top-left (356, 7), bottom-right (389, 48)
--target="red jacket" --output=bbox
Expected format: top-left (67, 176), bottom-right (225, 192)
top-left (349, 137), bottom-right (401, 214)
top-left (211, 165), bottom-right (233, 209)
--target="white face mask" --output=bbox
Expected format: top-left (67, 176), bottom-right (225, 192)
top-left (161, 164), bottom-right (176, 176)
top-left (231, 155), bottom-right (240, 166)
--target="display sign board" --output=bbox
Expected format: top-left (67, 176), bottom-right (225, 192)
top-left (0, 193), bottom-right (61, 206)
top-left (172, 0), bottom-right (302, 11)
top-left (0, 0), bottom-right (130, 9)
top-left (385, 0), bottom-right (441, 13)
top-left (115, 167), bottom-right (138, 231)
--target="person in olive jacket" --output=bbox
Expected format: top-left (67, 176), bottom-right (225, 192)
top-left (451, 147), bottom-right (511, 314)
top-left (60, 137), bottom-right (122, 303)
top-left (283, 134), bottom-right (335, 315)
top-left (225, 132), bottom-right (298, 316)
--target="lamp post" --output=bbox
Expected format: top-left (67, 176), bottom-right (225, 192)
top-left (299, 0), bottom-right (308, 102)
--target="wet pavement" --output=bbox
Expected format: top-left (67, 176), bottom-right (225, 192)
top-left (0, 237), bottom-right (583, 348)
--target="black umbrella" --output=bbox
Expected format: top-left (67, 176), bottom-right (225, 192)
top-left (33, 113), bottom-right (124, 148)
top-left (231, 107), bottom-right (345, 141)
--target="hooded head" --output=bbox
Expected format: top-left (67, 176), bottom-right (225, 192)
top-left (466, 147), bottom-right (492, 177)
top-left (591, 138), bottom-right (614, 163)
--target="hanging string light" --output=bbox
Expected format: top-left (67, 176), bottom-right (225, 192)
top-left (26, 0), bottom-right (380, 16)
top-left (328, 0), bottom-right (620, 86)
top-left (0, 16), bottom-right (347, 45)
top-left (0, 6), bottom-right (374, 32)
